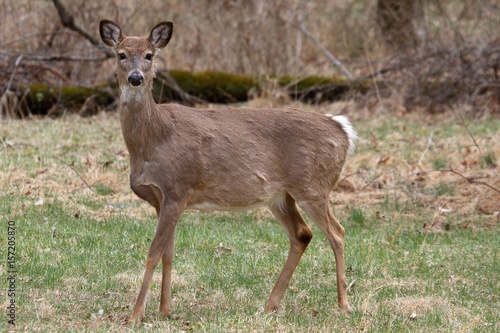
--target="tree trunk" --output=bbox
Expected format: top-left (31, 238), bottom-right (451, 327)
top-left (377, 0), bottom-right (425, 51)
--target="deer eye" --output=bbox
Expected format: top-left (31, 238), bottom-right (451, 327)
top-left (118, 53), bottom-right (126, 60)
top-left (145, 53), bottom-right (153, 61)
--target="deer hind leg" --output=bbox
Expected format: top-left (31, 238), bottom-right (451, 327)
top-left (130, 203), bottom-right (181, 324)
top-left (297, 198), bottom-right (350, 313)
top-left (265, 193), bottom-right (313, 312)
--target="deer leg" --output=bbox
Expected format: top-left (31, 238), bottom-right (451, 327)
top-left (265, 193), bottom-right (313, 312)
top-left (159, 229), bottom-right (176, 318)
top-left (130, 203), bottom-right (181, 324)
top-left (298, 199), bottom-right (350, 313)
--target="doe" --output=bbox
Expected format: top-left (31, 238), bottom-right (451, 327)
top-left (99, 19), bottom-right (356, 324)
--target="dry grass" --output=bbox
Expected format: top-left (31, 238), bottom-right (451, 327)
top-left (1, 100), bottom-right (498, 221)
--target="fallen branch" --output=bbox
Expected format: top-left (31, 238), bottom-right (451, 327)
top-left (20, 63), bottom-right (70, 83)
top-left (0, 50), bottom-right (109, 62)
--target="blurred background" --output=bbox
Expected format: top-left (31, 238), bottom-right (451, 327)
top-left (0, 0), bottom-right (499, 117)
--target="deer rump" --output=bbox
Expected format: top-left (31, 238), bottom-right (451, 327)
top-left (129, 106), bottom-right (351, 212)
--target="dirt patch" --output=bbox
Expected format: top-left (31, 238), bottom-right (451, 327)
top-left (476, 179), bottom-right (500, 214)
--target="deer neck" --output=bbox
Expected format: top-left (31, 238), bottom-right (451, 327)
top-left (119, 85), bottom-right (172, 159)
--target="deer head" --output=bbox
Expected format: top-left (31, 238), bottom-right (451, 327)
top-left (99, 20), bottom-right (173, 91)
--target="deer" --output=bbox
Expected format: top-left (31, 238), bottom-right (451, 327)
top-left (99, 19), bottom-right (357, 324)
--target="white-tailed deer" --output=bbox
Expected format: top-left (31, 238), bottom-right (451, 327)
top-left (99, 19), bottom-right (356, 324)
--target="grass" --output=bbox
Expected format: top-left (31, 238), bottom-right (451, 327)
top-left (0, 111), bottom-right (499, 332)
top-left (482, 151), bottom-right (497, 168)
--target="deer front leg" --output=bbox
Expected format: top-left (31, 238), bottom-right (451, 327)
top-left (130, 204), bottom-right (181, 325)
top-left (159, 230), bottom-right (176, 318)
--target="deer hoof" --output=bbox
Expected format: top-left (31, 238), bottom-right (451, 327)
top-left (130, 308), bottom-right (145, 326)
top-left (339, 302), bottom-right (351, 315)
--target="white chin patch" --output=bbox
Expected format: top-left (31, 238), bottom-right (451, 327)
top-left (121, 86), bottom-right (144, 102)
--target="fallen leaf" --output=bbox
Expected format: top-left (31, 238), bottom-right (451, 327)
top-left (377, 155), bottom-right (392, 165)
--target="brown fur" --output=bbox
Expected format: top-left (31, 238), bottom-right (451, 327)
top-left (99, 19), bottom-right (355, 324)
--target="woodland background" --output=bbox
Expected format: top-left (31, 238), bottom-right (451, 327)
top-left (0, 0), bottom-right (498, 117)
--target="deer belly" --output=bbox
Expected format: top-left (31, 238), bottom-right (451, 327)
top-left (187, 192), bottom-right (286, 213)
top-left (187, 201), bottom-right (266, 212)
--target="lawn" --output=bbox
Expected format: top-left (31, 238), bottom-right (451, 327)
top-left (0, 110), bottom-right (498, 332)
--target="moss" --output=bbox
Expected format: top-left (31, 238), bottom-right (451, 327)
top-left (167, 70), bottom-right (256, 103)
top-left (23, 84), bottom-right (113, 115)
top-left (154, 70), bottom-right (364, 104)
top-left (275, 74), bottom-right (374, 102)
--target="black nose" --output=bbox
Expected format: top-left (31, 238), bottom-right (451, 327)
top-left (128, 72), bottom-right (144, 87)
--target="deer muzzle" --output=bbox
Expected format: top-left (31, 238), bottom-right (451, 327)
top-left (128, 72), bottom-right (144, 87)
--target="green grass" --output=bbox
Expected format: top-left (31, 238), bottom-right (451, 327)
top-left (95, 183), bottom-right (114, 196)
top-left (0, 195), bottom-right (497, 332)
top-left (0, 113), bottom-right (498, 332)
top-left (482, 150), bottom-right (497, 168)
top-left (432, 157), bottom-right (448, 170)
top-left (433, 182), bottom-right (455, 197)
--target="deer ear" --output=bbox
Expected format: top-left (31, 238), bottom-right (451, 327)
top-left (100, 19), bottom-right (123, 48)
top-left (148, 22), bottom-right (173, 49)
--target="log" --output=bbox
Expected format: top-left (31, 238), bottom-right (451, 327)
top-left (154, 70), bottom-right (366, 104)
top-left (8, 71), bottom-right (371, 117)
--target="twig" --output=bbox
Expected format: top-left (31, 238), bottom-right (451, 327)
top-left (55, 158), bottom-right (96, 195)
top-left (445, 168), bottom-right (499, 193)
top-left (361, 283), bottom-right (398, 324)
top-left (358, 49), bottom-right (451, 81)
top-left (415, 169), bottom-right (500, 194)
top-left (356, 169), bottom-right (396, 194)
top-left (459, 116), bottom-right (483, 156)
top-left (453, 108), bottom-right (498, 176)
top-left (1, 55), bottom-right (24, 118)
top-left (417, 130), bottom-right (434, 166)
top-left (364, 49), bottom-right (386, 113)
top-left (3, 55), bottom-right (24, 94)
top-left (347, 279), bottom-right (356, 293)
top-left (457, 317), bottom-right (482, 333)
top-left (296, 15), bottom-right (354, 79)
top-left (389, 224), bottom-right (402, 252)
top-left (420, 210), bottom-right (440, 254)
top-left (156, 70), bottom-right (206, 105)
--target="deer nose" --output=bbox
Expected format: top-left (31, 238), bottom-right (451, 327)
top-left (128, 72), bottom-right (144, 87)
